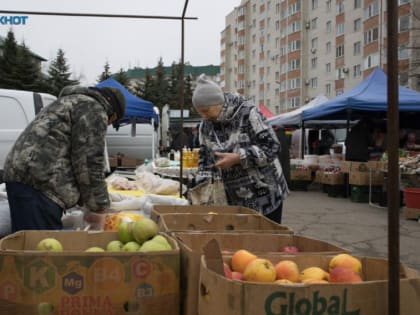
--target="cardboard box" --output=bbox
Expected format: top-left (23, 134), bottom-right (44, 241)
top-left (109, 155), bottom-right (144, 168)
top-left (290, 169), bottom-right (312, 181)
top-left (158, 213), bottom-right (293, 234)
top-left (0, 230), bottom-right (180, 315)
top-left (322, 172), bottom-right (345, 185)
top-left (349, 170), bottom-right (384, 186)
top-left (341, 161), bottom-right (371, 173)
top-left (173, 232), bottom-right (348, 315)
top-left (314, 170), bottom-right (324, 183)
top-left (403, 207), bottom-right (420, 220)
top-left (199, 245), bottom-right (420, 315)
top-left (151, 205), bottom-right (257, 224)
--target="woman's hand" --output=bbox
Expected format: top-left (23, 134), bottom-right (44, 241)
top-left (214, 152), bottom-right (240, 169)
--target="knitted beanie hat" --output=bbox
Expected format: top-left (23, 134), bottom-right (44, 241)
top-left (192, 74), bottom-right (224, 107)
top-left (97, 87), bottom-right (126, 120)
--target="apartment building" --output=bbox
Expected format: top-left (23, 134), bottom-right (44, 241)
top-left (221, 0), bottom-right (420, 115)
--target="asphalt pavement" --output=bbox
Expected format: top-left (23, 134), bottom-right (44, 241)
top-left (282, 184), bottom-right (420, 271)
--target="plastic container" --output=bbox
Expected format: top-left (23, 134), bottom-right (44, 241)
top-left (403, 187), bottom-right (420, 209)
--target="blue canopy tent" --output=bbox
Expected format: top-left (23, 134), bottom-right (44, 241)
top-left (96, 77), bottom-right (159, 125)
top-left (302, 68), bottom-right (420, 123)
top-left (96, 77), bottom-right (160, 166)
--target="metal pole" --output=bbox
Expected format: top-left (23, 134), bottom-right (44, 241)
top-left (386, 0), bottom-right (400, 314)
top-left (179, 0), bottom-right (189, 198)
top-left (0, 9), bottom-right (197, 20)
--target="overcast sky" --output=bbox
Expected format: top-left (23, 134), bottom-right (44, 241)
top-left (0, 0), bottom-right (240, 84)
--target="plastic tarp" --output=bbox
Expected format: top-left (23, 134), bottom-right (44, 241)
top-left (302, 68), bottom-right (420, 121)
top-left (96, 78), bottom-right (159, 125)
top-left (267, 94), bottom-right (328, 127)
top-left (259, 104), bottom-right (275, 118)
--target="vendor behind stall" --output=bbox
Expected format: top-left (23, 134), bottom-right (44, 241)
top-left (3, 86), bottom-right (126, 232)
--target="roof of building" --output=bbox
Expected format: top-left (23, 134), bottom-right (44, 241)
top-left (125, 64), bottom-right (220, 78)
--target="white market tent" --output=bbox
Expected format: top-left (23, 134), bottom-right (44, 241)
top-left (267, 94), bottom-right (328, 127)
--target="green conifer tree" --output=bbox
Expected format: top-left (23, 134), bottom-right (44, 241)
top-left (47, 48), bottom-right (79, 96)
top-left (97, 61), bottom-right (112, 83)
top-left (0, 30), bottom-right (20, 89)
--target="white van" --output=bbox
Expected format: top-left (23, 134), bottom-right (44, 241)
top-left (106, 122), bottom-right (160, 161)
top-left (0, 89), bottom-right (56, 179)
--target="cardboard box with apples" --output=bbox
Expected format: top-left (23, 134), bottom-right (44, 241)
top-left (0, 230), bottom-right (180, 315)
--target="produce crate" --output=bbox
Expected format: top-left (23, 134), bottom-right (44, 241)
top-left (173, 232), bottom-right (347, 315)
top-left (289, 180), bottom-right (311, 191)
top-left (157, 213), bottom-right (292, 234)
top-left (151, 205), bottom-right (257, 224)
top-left (403, 207), bottom-right (420, 220)
top-left (199, 243), bottom-right (420, 315)
top-left (325, 184), bottom-right (347, 198)
top-left (0, 230), bottom-right (180, 315)
top-left (350, 185), bottom-right (369, 203)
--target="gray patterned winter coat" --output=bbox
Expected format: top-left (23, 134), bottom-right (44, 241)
top-left (198, 92), bottom-right (289, 215)
top-left (3, 86), bottom-right (113, 211)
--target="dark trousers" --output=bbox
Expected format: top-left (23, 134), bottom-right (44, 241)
top-left (265, 202), bottom-right (283, 224)
top-left (6, 182), bottom-right (63, 232)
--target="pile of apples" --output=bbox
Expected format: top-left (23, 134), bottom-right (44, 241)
top-left (223, 250), bottom-right (363, 284)
top-left (35, 217), bottom-right (172, 252)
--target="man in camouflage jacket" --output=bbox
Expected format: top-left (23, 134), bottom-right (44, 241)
top-left (192, 74), bottom-right (289, 223)
top-left (4, 85), bottom-right (126, 231)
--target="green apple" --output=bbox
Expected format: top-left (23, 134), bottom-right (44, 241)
top-left (132, 218), bottom-right (158, 245)
top-left (117, 221), bottom-right (135, 244)
top-left (36, 238), bottom-right (63, 251)
top-left (85, 246), bottom-right (105, 252)
top-left (139, 239), bottom-right (169, 252)
top-left (106, 240), bottom-right (124, 251)
top-left (122, 241), bottom-right (141, 252)
top-left (151, 235), bottom-right (172, 250)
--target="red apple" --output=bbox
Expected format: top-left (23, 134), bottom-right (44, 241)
top-left (281, 246), bottom-right (300, 253)
top-left (223, 262), bottom-right (232, 279)
top-left (231, 271), bottom-right (244, 281)
top-left (329, 266), bottom-right (363, 283)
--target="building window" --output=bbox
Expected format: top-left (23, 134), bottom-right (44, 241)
top-left (326, 21), bottom-right (332, 33)
top-left (353, 41), bottom-right (361, 55)
top-left (326, 41), bottom-right (331, 54)
top-left (288, 78), bottom-right (301, 90)
top-left (253, 4), bottom-right (256, 12)
top-left (399, 0), bottom-right (409, 4)
top-left (336, 1), bottom-right (344, 14)
top-left (336, 23), bottom-right (344, 35)
top-left (288, 39), bottom-right (301, 52)
top-left (326, 0), bottom-right (331, 11)
top-left (275, 20), bottom-right (280, 30)
top-left (364, 1), bottom-right (379, 19)
top-left (311, 57), bottom-right (318, 69)
top-left (353, 64), bottom-right (361, 77)
top-left (311, 37), bottom-right (318, 49)
top-left (399, 16), bottom-right (409, 32)
top-left (288, 97), bottom-right (300, 108)
top-left (310, 77), bottom-right (318, 88)
top-left (312, 0), bottom-right (318, 9)
top-left (326, 83), bottom-right (331, 96)
top-left (399, 72), bottom-right (408, 86)
top-left (364, 52), bottom-right (379, 69)
top-left (252, 65), bottom-right (256, 73)
top-left (288, 21), bottom-right (301, 34)
top-left (326, 63), bottom-right (331, 73)
top-left (288, 59), bottom-right (301, 70)
top-left (354, 18), bottom-right (361, 32)
top-left (399, 45), bottom-right (409, 59)
top-left (276, 3), bottom-right (280, 14)
top-left (336, 44), bottom-right (344, 57)
top-left (354, 0), bottom-right (361, 9)
top-left (364, 27), bottom-right (379, 44)
top-left (311, 18), bottom-right (318, 30)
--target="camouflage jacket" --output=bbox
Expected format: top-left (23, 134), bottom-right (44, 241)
top-left (3, 86), bottom-right (114, 211)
